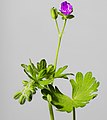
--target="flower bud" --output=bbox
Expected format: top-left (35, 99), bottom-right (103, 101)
top-left (50, 7), bottom-right (58, 20)
top-left (59, 1), bottom-right (73, 15)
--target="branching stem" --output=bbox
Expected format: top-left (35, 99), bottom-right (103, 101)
top-left (48, 19), bottom-right (67, 120)
top-left (54, 19), bottom-right (67, 67)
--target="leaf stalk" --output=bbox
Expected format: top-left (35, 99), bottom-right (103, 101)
top-left (73, 107), bottom-right (76, 120)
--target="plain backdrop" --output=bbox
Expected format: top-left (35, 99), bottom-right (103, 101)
top-left (0, 0), bottom-right (107, 120)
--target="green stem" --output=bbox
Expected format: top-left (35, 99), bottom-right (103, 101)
top-left (73, 107), bottom-right (76, 120)
top-left (55, 19), bottom-right (60, 34)
top-left (48, 19), bottom-right (67, 120)
top-left (48, 102), bottom-right (54, 120)
top-left (54, 19), bottom-right (67, 67)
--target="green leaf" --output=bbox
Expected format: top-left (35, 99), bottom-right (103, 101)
top-left (21, 61), bottom-right (37, 80)
top-left (29, 59), bottom-right (38, 74)
top-left (41, 85), bottom-right (73, 113)
top-left (70, 72), bottom-right (100, 108)
top-left (13, 92), bottom-right (22, 100)
top-left (21, 64), bottom-right (28, 72)
top-left (29, 87), bottom-right (37, 94)
top-left (41, 72), bottom-right (100, 112)
top-left (24, 69), bottom-right (35, 81)
top-left (37, 69), bottom-right (47, 80)
top-left (55, 74), bottom-right (68, 79)
top-left (47, 64), bottom-right (55, 74)
top-left (40, 59), bottom-right (47, 70)
top-left (39, 79), bottom-right (54, 85)
top-left (19, 95), bottom-right (26, 105)
top-left (22, 80), bottom-right (28, 86)
top-left (66, 15), bottom-right (75, 19)
top-left (55, 65), bottom-right (68, 76)
top-left (25, 90), bottom-right (33, 102)
top-left (37, 62), bottom-right (40, 72)
top-left (27, 65), bottom-right (33, 76)
top-left (55, 65), bottom-right (74, 79)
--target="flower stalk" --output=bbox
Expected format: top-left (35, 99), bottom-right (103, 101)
top-left (48, 19), bottom-right (67, 120)
top-left (54, 19), bottom-right (67, 68)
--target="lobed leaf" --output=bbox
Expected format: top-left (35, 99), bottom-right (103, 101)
top-left (41, 85), bottom-right (73, 113)
top-left (70, 72), bottom-right (100, 108)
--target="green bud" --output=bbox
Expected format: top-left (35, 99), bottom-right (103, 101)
top-left (51, 7), bottom-right (58, 20)
top-left (22, 80), bottom-right (28, 86)
top-left (13, 91), bottom-right (22, 100)
top-left (26, 90), bottom-right (32, 102)
top-left (19, 95), bottom-right (26, 105)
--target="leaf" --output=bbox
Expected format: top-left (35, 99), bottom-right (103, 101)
top-left (47, 65), bottom-right (55, 74)
top-left (22, 80), bottom-right (28, 86)
top-left (13, 92), bottom-right (22, 100)
top-left (24, 69), bottom-right (35, 81)
top-left (66, 15), bottom-right (75, 19)
top-left (41, 72), bottom-right (99, 112)
top-left (27, 65), bottom-right (33, 75)
top-left (41, 85), bottom-right (73, 113)
top-left (37, 62), bottom-right (40, 72)
top-left (55, 65), bottom-right (68, 77)
top-left (40, 59), bottom-right (47, 70)
top-left (39, 79), bottom-right (54, 85)
top-left (55, 65), bottom-right (74, 79)
top-left (29, 59), bottom-right (38, 74)
top-left (55, 74), bottom-right (68, 79)
top-left (21, 64), bottom-right (28, 71)
top-left (29, 86), bottom-right (37, 94)
top-left (70, 72), bottom-right (100, 108)
top-left (25, 90), bottom-right (33, 102)
top-left (37, 69), bottom-right (47, 80)
top-left (55, 73), bottom-right (74, 79)
top-left (19, 95), bottom-right (26, 105)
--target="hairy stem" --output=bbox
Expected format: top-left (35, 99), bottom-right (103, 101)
top-left (55, 19), bottom-right (60, 34)
top-left (48, 102), bottom-right (54, 120)
top-left (73, 107), bottom-right (76, 120)
top-left (54, 19), bottom-right (67, 67)
top-left (48, 19), bottom-right (67, 120)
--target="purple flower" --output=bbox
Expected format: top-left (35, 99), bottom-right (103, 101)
top-left (60, 1), bottom-right (73, 15)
